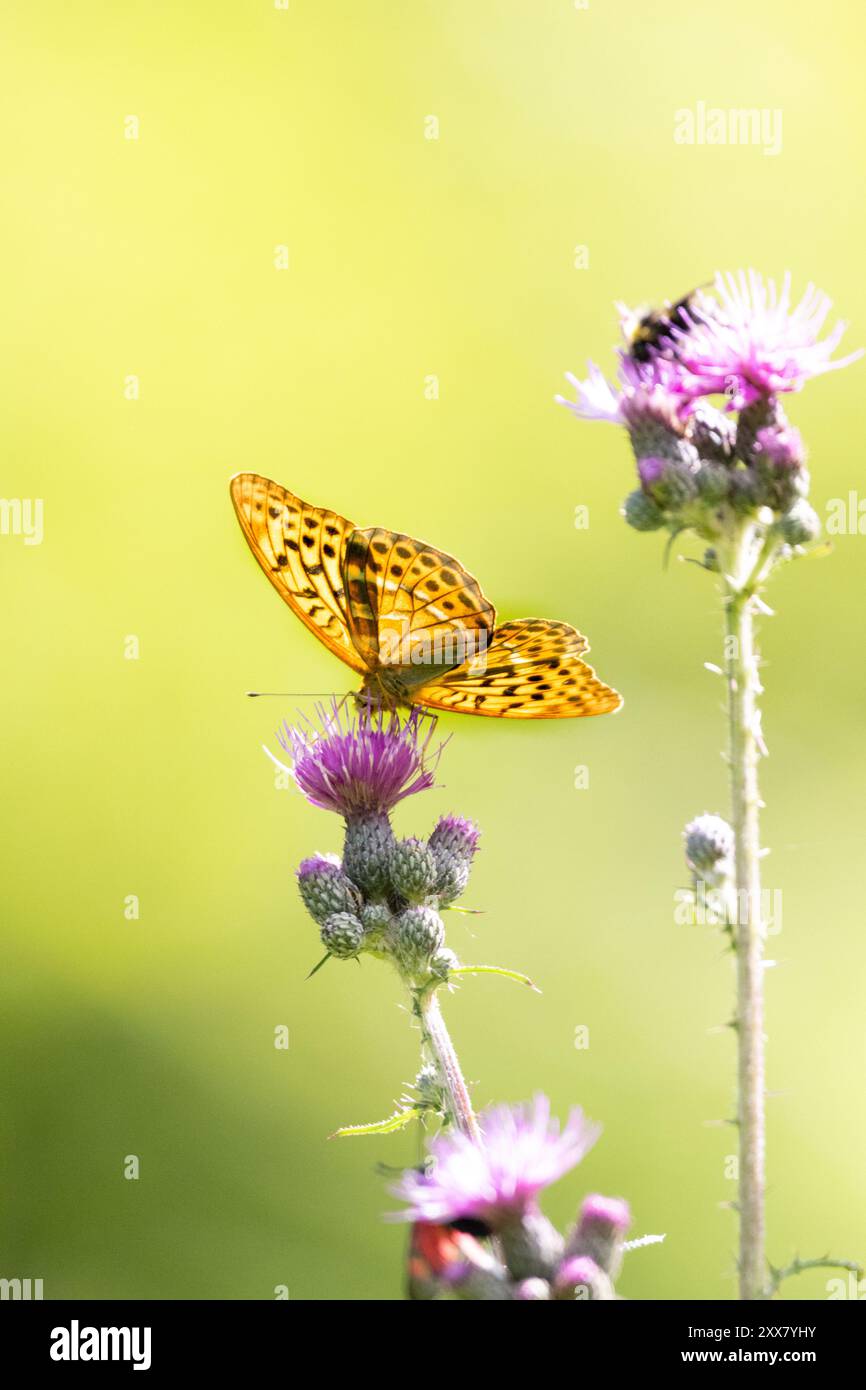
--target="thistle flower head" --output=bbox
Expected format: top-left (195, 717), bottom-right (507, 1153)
top-left (578, 1193), bottom-right (632, 1232)
top-left (428, 814), bottom-right (481, 860)
top-left (558, 272), bottom-right (860, 548)
top-left (568, 1193), bottom-right (631, 1279)
top-left (390, 1094), bottom-right (600, 1226)
top-left (556, 353), bottom-right (691, 431)
top-left (670, 270), bottom-right (863, 411)
top-left (754, 423), bottom-right (805, 471)
top-left (428, 813), bottom-right (480, 904)
top-left (558, 1253), bottom-right (602, 1286)
top-left (555, 362), bottom-right (626, 425)
top-left (514, 1277), bottom-right (551, 1300)
top-left (554, 1254), bottom-right (612, 1300)
top-left (267, 700), bottom-right (442, 819)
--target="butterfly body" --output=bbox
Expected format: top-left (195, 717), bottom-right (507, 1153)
top-left (231, 472), bottom-right (621, 719)
top-left (358, 664), bottom-right (457, 712)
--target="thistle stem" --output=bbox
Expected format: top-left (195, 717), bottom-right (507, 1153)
top-left (724, 522), bottom-right (771, 1300)
top-left (417, 988), bottom-right (481, 1144)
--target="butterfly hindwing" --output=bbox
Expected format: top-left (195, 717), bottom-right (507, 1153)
top-left (230, 472), bottom-right (367, 674)
top-left (344, 526), bottom-right (496, 676)
top-left (412, 618), bottom-right (622, 719)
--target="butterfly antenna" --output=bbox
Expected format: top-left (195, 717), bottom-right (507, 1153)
top-left (245, 691), bottom-right (346, 698)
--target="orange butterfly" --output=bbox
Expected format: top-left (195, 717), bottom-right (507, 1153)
top-left (230, 473), bottom-right (622, 719)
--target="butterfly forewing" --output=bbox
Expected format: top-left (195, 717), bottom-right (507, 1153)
top-left (343, 527), bottom-right (496, 675)
top-left (412, 619), bottom-right (622, 718)
top-left (230, 472), bottom-right (367, 673)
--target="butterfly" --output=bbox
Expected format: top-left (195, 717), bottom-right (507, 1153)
top-left (230, 472), bottom-right (622, 719)
top-left (406, 1219), bottom-right (499, 1300)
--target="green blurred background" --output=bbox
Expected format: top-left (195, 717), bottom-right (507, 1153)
top-left (2, 1), bottom-right (864, 1300)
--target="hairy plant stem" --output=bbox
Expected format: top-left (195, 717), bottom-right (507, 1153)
top-left (722, 519), bottom-right (778, 1299)
top-left (416, 987), bottom-right (481, 1143)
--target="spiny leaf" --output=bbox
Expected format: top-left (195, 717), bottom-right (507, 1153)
top-left (450, 963), bottom-right (540, 993)
top-left (330, 1107), bottom-right (423, 1140)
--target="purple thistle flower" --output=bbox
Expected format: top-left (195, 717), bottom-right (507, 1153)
top-left (637, 455), bottom-right (666, 489)
top-left (670, 270), bottom-right (863, 410)
top-left (556, 1254), bottom-right (601, 1290)
top-left (266, 700), bottom-right (442, 819)
top-left (390, 1094), bottom-right (600, 1226)
top-left (754, 423), bottom-right (805, 471)
top-left (556, 361), bottom-right (626, 424)
top-left (429, 814), bottom-right (481, 859)
top-left (556, 349), bottom-right (696, 430)
top-left (579, 1193), bottom-right (631, 1233)
top-left (569, 1192), bottom-right (632, 1279)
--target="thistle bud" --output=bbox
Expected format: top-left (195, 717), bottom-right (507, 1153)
top-left (389, 837), bottom-right (439, 904)
top-left (638, 455), bottom-right (698, 510)
top-left (342, 813), bottom-right (395, 898)
top-left (729, 468), bottom-right (763, 515)
top-left (395, 905), bottom-right (445, 973)
top-left (622, 488), bottom-right (665, 532)
top-left (755, 423), bottom-right (805, 471)
top-left (360, 901), bottom-right (392, 952)
top-left (321, 911), bottom-right (364, 959)
top-left (554, 1254), bottom-right (614, 1301)
top-left (689, 402), bottom-right (736, 462)
top-left (430, 947), bottom-right (459, 981)
top-left (684, 814), bottom-right (734, 876)
top-left (736, 397), bottom-right (784, 461)
top-left (621, 392), bottom-right (690, 463)
top-left (779, 498), bottom-right (821, 546)
top-left (567, 1194), bottom-right (631, 1278)
top-left (754, 425), bottom-right (809, 509)
top-left (297, 855), bottom-right (361, 925)
top-left (695, 461), bottom-right (731, 506)
top-left (514, 1278), bottom-right (551, 1300)
top-left (414, 1064), bottom-right (446, 1111)
top-left (428, 815), bottom-right (480, 905)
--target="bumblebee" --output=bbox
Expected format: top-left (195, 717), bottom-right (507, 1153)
top-left (626, 286), bottom-right (705, 364)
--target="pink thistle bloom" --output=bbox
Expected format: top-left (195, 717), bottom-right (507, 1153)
top-left (556, 350), bottom-right (696, 427)
top-left (579, 1193), bottom-right (631, 1233)
top-left (390, 1094), bottom-right (601, 1225)
top-left (556, 361), bottom-right (626, 424)
top-left (671, 270), bottom-right (863, 410)
top-left (265, 700), bottom-right (442, 818)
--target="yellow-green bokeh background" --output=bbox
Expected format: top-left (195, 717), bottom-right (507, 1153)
top-left (2, 1), bottom-right (864, 1300)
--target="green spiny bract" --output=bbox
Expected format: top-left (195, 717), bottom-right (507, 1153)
top-left (388, 837), bottom-right (439, 904)
top-left (395, 905), bottom-right (445, 975)
top-left (297, 855), bottom-right (362, 925)
top-left (320, 911), bottom-right (365, 959)
top-left (342, 813), bottom-right (395, 898)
